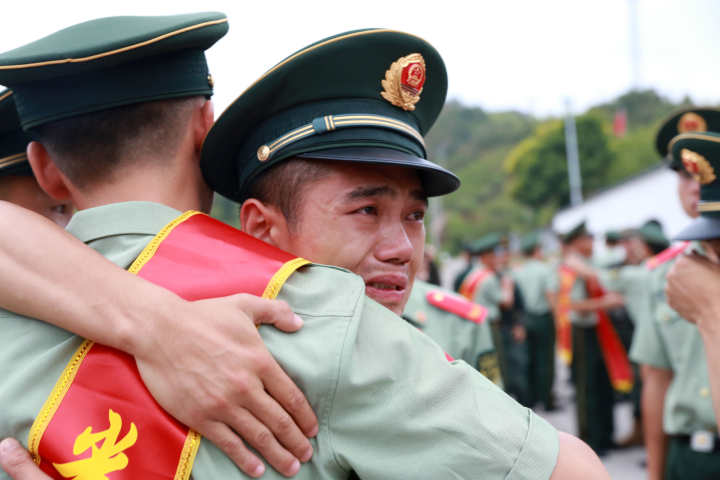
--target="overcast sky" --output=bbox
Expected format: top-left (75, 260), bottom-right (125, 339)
top-left (2, 0), bottom-right (718, 117)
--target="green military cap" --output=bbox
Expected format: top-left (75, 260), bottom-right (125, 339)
top-left (520, 232), bottom-right (540, 254)
top-left (672, 132), bottom-right (720, 240)
top-left (561, 220), bottom-right (591, 244)
top-left (637, 220), bottom-right (669, 250)
top-left (472, 232), bottom-right (502, 255)
top-left (0, 12), bottom-right (228, 129)
top-left (201, 28), bottom-right (459, 201)
top-left (605, 230), bottom-right (622, 243)
top-left (0, 90), bottom-right (32, 177)
top-left (655, 108), bottom-right (720, 170)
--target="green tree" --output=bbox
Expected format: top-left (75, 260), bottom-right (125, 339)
top-left (505, 114), bottom-right (615, 212)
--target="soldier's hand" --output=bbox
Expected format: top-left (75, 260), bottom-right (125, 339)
top-left (0, 438), bottom-right (51, 480)
top-left (667, 252), bottom-right (720, 332)
top-left (511, 324), bottom-right (527, 343)
top-left (602, 291), bottom-right (625, 309)
top-left (134, 294), bottom-right (317, 478)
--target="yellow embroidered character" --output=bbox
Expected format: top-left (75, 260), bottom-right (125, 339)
top-left (53, 409), bottom-right (138, 480)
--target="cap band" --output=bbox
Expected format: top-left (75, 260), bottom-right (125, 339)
top-left (256, 113), bottom-right (425, 162)
top-left (698, 201), bottom-right (720, 213)
top-left (0, 152), bottom-right (27, 169)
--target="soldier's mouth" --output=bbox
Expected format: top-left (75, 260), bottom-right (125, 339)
top-left (368, 282), bottom-right (403, 291)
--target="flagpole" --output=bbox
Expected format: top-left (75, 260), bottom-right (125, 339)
top-left (564, 98), bottom-right (583, 207)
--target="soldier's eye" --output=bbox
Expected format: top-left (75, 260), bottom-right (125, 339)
top-left (356, 206), bottom-right (377, 215)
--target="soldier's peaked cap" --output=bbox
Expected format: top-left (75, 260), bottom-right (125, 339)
top-left (672, 132), bottom-right (720, 240)
top-left (0, 90), bottom-right (32, 177)
top-left (0, 12), bottom-right (228, 129)
top-left (655, 108), bottom-right (720, 170)
top-left (201, 28), bottom-right (459, 202)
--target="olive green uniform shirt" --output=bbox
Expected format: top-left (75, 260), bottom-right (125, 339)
top-left (512, 259), bottom-right (557, 316)
top-left (472, 269), bottom-right (503, 324)
top-left (601, 265), bottom-right (652, 325)
top-left (629, 247), bottom-right (716, 435)
top-left (570, 276), bottom-right (597, 327)
top-left (0, 202), bottom-right (559, 480)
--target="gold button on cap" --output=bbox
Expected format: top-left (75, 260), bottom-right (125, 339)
top-left (257, 145), bottom-right (270, 162)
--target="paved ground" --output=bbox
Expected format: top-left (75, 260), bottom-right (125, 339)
top-left (535, 360), bottom-right (646, 479)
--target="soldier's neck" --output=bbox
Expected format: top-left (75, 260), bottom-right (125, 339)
top-left (69, 155), bottom-right (213, 214)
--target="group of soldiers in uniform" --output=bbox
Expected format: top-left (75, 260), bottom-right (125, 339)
top-left (0, 9), bottom-right (717, 480)
top-left (444, 108), bottom-right (720, 479)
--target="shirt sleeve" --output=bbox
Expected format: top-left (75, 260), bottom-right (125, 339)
top-left (327, 298), bottom-right (559, 480)
top-left (544, 264), bottom-right (559, 294)
top-left (474, 275), bottom-right (501, 322)
top-left (629, 268), bottom-right (672, 369)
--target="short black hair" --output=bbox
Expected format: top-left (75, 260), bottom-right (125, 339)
top-left (245, 157), bottom-right (333, 228)
top-left (29, 97), bottom-right (200, 188)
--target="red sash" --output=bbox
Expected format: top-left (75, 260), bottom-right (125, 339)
top-left (28, 211), bottom-right (310, 479)
top-left (584, 276), bottom-right (634, 393)
top-left (554, 265), bottom-right (576, 365)
top-left (646, 242), bottom-right (690, 270)
top-left (458, 268), bottom-right (491, 301)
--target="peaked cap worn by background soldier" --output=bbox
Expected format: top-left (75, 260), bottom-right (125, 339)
top-left (472, 232), bottom-right (502, 255)
top-left (673, 132), bottom-right (720, 240)
top-left (655, 108), bottom-right (720, 170)
top-left (201, 28), bottom-right (459, 201)
top-left (0, 12), bottom-right (228, 129)
top-left (0, 90), bottom-right (32, 176)
top-left (562, 220), bottom-right (591, 244)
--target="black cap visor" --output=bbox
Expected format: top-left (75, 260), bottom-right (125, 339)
top-left (296, 146), bottom-right (459, 197)
top-left (675, 216), bottom-right (720, 241)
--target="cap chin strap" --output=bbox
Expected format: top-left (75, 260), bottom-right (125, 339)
top-left (255, 113), bottom-right (425, 163)
top-left (0, 152), bottom-right (27, 169)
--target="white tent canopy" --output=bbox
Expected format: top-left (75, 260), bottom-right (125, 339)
top-left (552, 166), bottom-right (690, 240)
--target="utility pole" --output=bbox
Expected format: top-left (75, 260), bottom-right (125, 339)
top-left (564, 98), bottom-right (583, 207)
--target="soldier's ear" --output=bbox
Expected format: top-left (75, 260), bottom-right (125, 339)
top-left (192, 99), bottom-right (215, 153)
top-left (26, 141), bottom-right (72, 202)
top-left (240, 198), bottom-right (290, 247)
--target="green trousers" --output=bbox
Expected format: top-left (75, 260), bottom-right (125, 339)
top-left (666, 436), bottom-right (720, 480)
top-left (525, 312), bottom-right (555, 409)
top-left (572, 324), bottom-right (615, 453)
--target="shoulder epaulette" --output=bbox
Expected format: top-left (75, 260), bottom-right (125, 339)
top-left (426, 290), bottom-right (487, 324)
top-left (646, 241), bottom-right (690, 270)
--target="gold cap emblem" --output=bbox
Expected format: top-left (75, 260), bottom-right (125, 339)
top-left (681, 148), bottom-right (716, 185)
top-left (380, 53), bottom-right (426, 111)
top-left (678, 112), bottom-right (707, 134)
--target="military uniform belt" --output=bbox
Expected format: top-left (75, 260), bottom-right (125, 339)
top-left (673, 432), bottom-right (720, 453)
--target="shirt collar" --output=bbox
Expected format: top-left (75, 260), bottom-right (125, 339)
top-left (66, 201), bottom-right (183, 243)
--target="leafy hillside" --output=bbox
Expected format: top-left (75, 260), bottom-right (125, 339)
top-left (429, 89), bottom-right (700, 251)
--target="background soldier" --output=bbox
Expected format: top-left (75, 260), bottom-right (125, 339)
top-left (513, 232), bottom-right (559, 411)
top-left (629, 109), bottom-right (715, 480)
top-left (460, 233), bottom-right (514, 385)
top-left (632, 127), bottom-right (720, 480)
top-left (563, 221), bottom-right (625, 456)
top-left (0, 90), bottom-right (72, 226)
